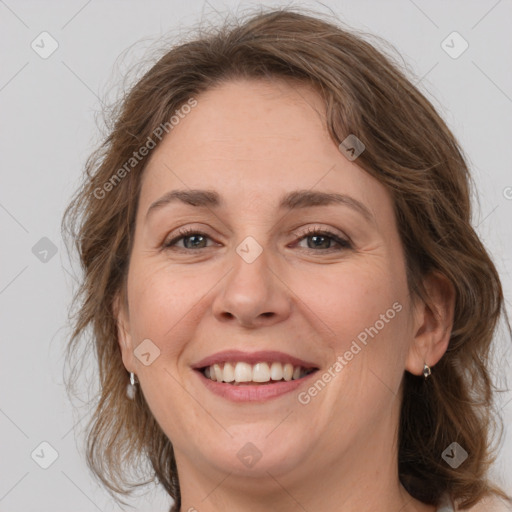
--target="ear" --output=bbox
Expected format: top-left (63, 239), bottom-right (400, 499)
top-left (405, 270), bottom-right (455, 376)
top-left (113, 290), bottom-right (136, 374)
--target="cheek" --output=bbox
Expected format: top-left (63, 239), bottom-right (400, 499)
top-left (126, 259), bottom-right (220, 356)
top-left (295, 259), bottom-right (405, 351)
top-left (125, 262), bottom-right (206, 432)
top-left (128, 261), bottom-right (204, 343)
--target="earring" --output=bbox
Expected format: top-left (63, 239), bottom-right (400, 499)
top-left (127, 371), bottom-right (138, 399)
top-left (423, 363), bottom-right (431, 379)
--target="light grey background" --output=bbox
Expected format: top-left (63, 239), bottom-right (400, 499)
top-left (1, 1), bottom-right (511, 511)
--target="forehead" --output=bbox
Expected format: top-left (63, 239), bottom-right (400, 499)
top-left (137, 78), bottom-right (390, 221)
top-left (145, 78), bottom-right (331, 173)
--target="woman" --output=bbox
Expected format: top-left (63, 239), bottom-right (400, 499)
top-left (62, 7), bottom-right (512, 512)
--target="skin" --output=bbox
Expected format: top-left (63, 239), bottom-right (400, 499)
top-left (115, 78), bottom-right (455, 512)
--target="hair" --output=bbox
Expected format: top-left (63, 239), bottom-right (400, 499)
top-left (62, 6), bottom-right (512, 512)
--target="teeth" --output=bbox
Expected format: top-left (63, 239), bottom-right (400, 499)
top-left (234, 362), bottom-right (252, 382)
top-left (283, 363), bottom-right (293, 381)
top-left (213, 363), bottom-right (223, 382)
top-left (202, 361), bottom-right (314, 384)
top-left (270, 362), bottom-right (283, 381)
top-left (252, 362), bottom-right (270, 382)
top-left (223, 362), bottom-right (235, 382)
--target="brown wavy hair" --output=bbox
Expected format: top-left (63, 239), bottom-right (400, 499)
top-left (62, 6), bottom-right (512, 511)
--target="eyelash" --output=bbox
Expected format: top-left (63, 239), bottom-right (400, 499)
top-left (163, 226), bottom-right (352, 253)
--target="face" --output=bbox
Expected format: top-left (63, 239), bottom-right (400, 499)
top-left (116, 78), bottom-right (421, 483)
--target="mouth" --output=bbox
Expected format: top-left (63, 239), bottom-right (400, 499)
top-left (198, 361), bottom-right (317, 385)
top-left (191, 350), bottom-right (320, 402)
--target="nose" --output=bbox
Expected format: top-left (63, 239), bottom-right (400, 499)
top-left (211, 242), bottom-right (292, 329)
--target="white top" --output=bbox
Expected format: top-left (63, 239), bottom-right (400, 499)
top-left (437, 493), bottom-right (455, 512)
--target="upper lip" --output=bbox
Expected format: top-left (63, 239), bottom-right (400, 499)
top-left (191, 350), bottom-right (319, 370)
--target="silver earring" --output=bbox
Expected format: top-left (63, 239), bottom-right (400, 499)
top-left (423, 363), bottom-right (431, 379)
top-left (127, 371), bottom-right (138, 399)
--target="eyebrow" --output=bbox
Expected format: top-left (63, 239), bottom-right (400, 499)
top-left (145, 189), bottom-right (375, 223)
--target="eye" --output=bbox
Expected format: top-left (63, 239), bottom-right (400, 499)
top-left (293, 227), bottom-right (352, 252)
top-left (163, 227), bottom-right (215, 250)
top-left (162, 226), bottom-right (352, 253)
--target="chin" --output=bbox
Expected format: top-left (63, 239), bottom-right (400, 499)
top-left (201, 429), bottom-right (308, 477)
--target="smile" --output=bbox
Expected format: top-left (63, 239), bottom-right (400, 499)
top-left (192, 350), bottom-right (320, 402)
top-left (201, 361), bottom-right (316, 384)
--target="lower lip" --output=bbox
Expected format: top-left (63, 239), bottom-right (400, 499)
top-left (195, 369), bottom-right (318, 402)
